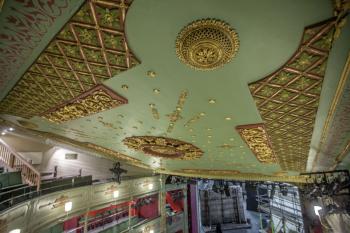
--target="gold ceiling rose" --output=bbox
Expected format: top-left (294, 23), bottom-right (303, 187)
top-left (175, 19), bottom-right (239, 70)
top-left (123, 136), bottom-right (203, 160)
top-left (236, 123), bottom-right (277, 164)
top-left (41, 84), bottom-right (127, 123)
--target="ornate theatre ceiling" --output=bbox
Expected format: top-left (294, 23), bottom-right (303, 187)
top-left (0, 0), bottom-right (349, 181)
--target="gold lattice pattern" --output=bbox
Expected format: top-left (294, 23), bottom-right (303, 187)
top-left (249, 19), bottom-right (336, 171)
top-left (0, 0), bottom-right (139, 118)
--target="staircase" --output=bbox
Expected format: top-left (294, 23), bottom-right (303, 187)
top-left (0, 139), bottom-right (41, 190)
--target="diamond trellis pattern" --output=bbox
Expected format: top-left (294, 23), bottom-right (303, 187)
top-left (248, 19), bottom-right (336, 172)
top-left (0, 0), bottom-right (139, 119)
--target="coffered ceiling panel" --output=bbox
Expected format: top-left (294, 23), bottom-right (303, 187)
top-left (0, 0), bottom-right (139, 119)
top-left (249, 19), bottom-right (336, 172)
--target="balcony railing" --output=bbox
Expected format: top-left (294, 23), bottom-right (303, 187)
top-left (0, 139), bottom-right (41, 190)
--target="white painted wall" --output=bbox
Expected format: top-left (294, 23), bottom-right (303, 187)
top-left (18, 152), bottom-right (43, 165)
top-left (40, 147), bottom-right (114, 180)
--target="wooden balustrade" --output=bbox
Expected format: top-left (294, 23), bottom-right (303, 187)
top-left (0, 139), bottom-right (41, 190)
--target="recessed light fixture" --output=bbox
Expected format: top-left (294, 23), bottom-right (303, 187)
top-left (121, 84), bottom-right (129, 90)
top-left (153, 89), bottom-right (160, 94)
top-left (8, 128), bottom-right (14, 131)
top-left (148, 183), bottom-right (154, 190)
top-left (64, 201), bottom-right (73, 212)
top-left (225, 117), bottom-right (232, 120)
top-left (200, 112), bottom-right (206, 116)
top-left (113, 190), bottom-right (119, 198)
top-left (1, 132), bottom-right (6, 136)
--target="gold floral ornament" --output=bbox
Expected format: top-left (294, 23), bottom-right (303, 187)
top-left (41, 84), bottom-right (127, 123)
top-left (236, 123), bottom-right (277, 164)
top-left (176, 19), bottom-right (239, 70)
top-left (123, 136), bottom-right (203, 160)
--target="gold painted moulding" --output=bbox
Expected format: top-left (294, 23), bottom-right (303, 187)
top-left (123, 136), bottom-right (203, 160)
top-left (175, 19), bottom-right (239, 71)
top-left (236, 123), bottom-right (277, 164)
top-left (41, 84), bottom-right (127, 123)
top-left (156, 169), bottom-right (308, 183)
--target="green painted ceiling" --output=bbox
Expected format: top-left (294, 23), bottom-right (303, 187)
top-left (2, 0), bottom-right (350, 177)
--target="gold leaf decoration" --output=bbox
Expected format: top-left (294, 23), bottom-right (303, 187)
top-left (236, 123), bottom-right (277, 163)
top-left (248, 19), bottom-right (336, 171)
top-left (176, 19), bottom-right (239, 70)
top-left (0, 0), bottom-right (139, 119)
top-left (123, 136), bottom-right (203, 160)
top-left (166, 90), bottom-right (188, 133)
top-left (41, 84), bottom-right (127, 123)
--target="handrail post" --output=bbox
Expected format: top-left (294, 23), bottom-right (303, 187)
top-left (9, 154), bottom-right (15, 168)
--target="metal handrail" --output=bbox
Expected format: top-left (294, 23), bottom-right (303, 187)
top-left (0, 177), bottom-right (91, 212)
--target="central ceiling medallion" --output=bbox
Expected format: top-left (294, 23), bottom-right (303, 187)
top-left (123, 136), bottom-right (203, 160)
top-left (176, 19), bottom-right (239, 70)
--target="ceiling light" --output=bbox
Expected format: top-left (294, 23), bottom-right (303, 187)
top-left (64, 201), bottom-right (72, 212)
top-left (147, 70), bottom-right (156, 78)
top-left (8, 128), bottom-right (14, 131)
top-left (225, 117), bottom-right (232, 120)
top-left (153, 89), bottom-right (160, 94)
top-left (208, 99), bottom-right (216, 104)
top-left (121, 84), bottom-right (129, 90)
top-left (148, 183), bottom-right (154, 190)
top-left (113, 190), bottom-right (119, 198)
top-left (9, 230), bottom-right (21, 233)
top-left (314, 206), bottom-right (322, 216)
top-left (149, 230), bottom-right (154, 233)
top-left (1, 132), bottom-right (6, 136)
top-left (200, 112), bottom-right (206, 116)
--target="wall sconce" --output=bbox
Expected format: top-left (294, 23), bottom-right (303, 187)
top-left (65, 201), bottom-right (73, 212)
top-left (148, 183), bottom-right (153, 190)
top-left (9, 230), bottom-right (21, 233)
top-left (113, 190), bottom-right (119, 198)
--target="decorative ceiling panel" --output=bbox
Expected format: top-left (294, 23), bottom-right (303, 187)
top-left (248, 19), bottom-right (336, 172)
top-left (236, 123), bottom-right (277, 164)
top-left (0, 0), bottom-right (139, 119)
top-left (41, 84), bottom-right (127, 123)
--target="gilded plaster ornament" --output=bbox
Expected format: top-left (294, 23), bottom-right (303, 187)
top-left (123, 136), bottom-right (203, 160)
top-left (176, 19), bottom-right (239, 70)
top-left (248, 19), bottom-right (337, 171)
top-left (236, 123), bottom-right (277, 164)
top-left (41, 84), bottom-right (127, 123)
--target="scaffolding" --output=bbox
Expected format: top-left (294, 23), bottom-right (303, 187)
top-left (256, 183), bottom-right (304, 233)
